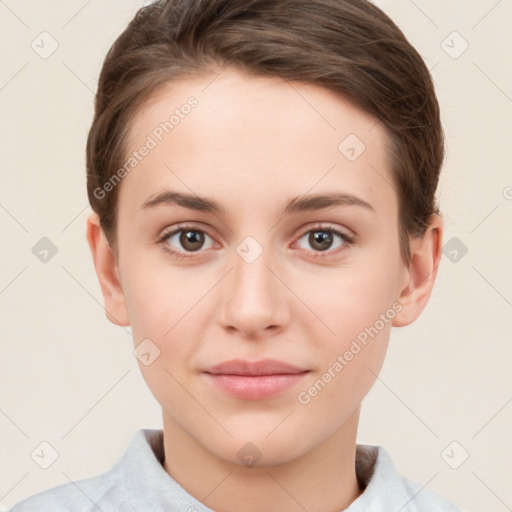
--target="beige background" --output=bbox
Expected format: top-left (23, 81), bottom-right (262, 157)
top-left (0, 1), bottom-right (511, 510)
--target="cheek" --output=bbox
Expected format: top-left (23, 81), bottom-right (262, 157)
top-left (124, 272), bottom-right (199, 418)
top-left (293, 332), bottom-right (388, 451)
top-left (291, 252), bottom-right (400, 406)
top-left (120, 259), bottom-right (206, 385)
top-left (294, 259), bottom-right (400, 345)
top-left (300, 278), bottom-right (393, 404)
top-left (293, 271), bottom-right (395, 434)
top-left (120, 252), bottom-right (205, 340)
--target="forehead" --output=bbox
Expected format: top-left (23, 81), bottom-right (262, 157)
top-left (119, 67), bottom-right (397, 222)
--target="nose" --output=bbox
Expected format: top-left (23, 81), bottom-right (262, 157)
top-left (217, 243), bottom-right (290, 339)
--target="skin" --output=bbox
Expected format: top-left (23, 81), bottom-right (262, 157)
top-left (87, 67), bottom-right (442, 512)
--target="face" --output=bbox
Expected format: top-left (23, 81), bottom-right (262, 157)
top-left (104, 67), bottom-right (414, 465)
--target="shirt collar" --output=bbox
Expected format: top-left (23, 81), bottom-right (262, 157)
top-left (110, 428), bottom-right (457, 511)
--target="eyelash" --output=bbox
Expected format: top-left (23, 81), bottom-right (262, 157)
top-left (157, 223), bottom-right (354, 260)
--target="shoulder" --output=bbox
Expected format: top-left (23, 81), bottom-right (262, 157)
top-left (351, 444), bottom-right (463, 512)
top-left (399, 473), bottom-right (462, 512)
top-left (6, 429), bottom-right (161, 512)
top-left (6, 471), bottom-right (119, 512)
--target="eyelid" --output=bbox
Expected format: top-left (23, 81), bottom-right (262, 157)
top-left (294, 222), bottom-right (354, 241)
top-left (157, 222), bottom-right (219, 247)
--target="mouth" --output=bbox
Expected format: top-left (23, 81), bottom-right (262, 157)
top-left (203, 359), bottom-right (310, 400)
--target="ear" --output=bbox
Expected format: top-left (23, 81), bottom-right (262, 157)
top-left (392, 214), bottom-right (443, 327)
top-left (86, 212), bottom-right (130, 326)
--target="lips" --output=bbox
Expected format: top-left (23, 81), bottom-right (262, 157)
top-left (205, 358), bottom-right (309, 376)
top-left (203, 359), bottom-right (310, 400)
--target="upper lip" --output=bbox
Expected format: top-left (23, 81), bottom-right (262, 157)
top-left (204, 359), bottom-right (309, 376)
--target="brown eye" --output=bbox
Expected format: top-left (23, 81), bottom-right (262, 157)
top-left (162, 227), bottom-right (215, 255)
top-left (308, 230), bottom-right (334, 251)
top-left (179, 230), bottom-right (206, 252)
top-left (296, 227), bottom-right (350, 255)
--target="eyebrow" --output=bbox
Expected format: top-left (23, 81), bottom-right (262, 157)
top-left (141, 190), bottom-right (374, 215)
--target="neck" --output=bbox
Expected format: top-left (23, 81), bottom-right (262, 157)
top-left (162, 408), bottom-right (362, 512)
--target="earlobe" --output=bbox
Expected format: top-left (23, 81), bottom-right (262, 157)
top-left (392, 214), bottom-right (443, 327)
top-left (86, 212), bottom-right (130, 326)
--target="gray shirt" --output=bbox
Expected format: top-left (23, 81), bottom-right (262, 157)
top-left (8, 429), bottom-right (462, 511)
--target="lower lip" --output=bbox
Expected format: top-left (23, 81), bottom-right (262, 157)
top-left (204, 373), bottom-right (309, 400)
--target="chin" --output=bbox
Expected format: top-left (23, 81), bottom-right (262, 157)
top-left (209, 421), bottom-right (315, 467)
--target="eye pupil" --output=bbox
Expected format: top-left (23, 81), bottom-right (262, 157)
top-left (309, 230), bottom-right (333, 251)
top-left (180, 230), bottom-right (204, 251)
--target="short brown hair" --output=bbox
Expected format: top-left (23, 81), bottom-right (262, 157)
top-left (86, 0), bottom-right (444, 262)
